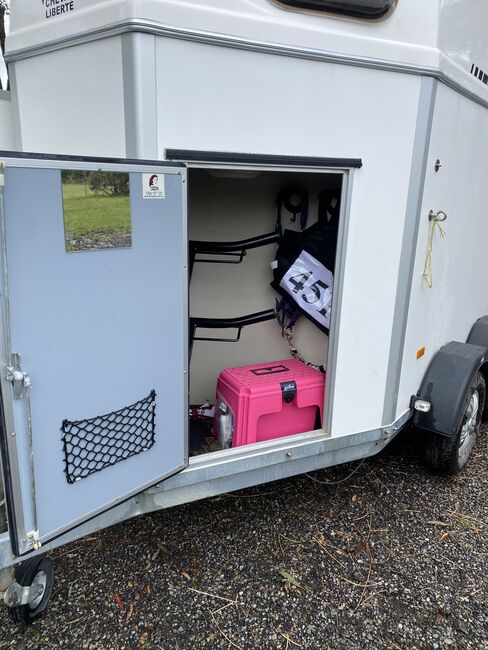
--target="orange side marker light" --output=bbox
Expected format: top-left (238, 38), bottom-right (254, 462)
top-left (416, 347), bottom-right (426, 360)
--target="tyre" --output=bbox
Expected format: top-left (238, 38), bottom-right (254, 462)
top-left (423, 371), bottom-right (485, 474)
top-left (9, 557), bottom-right (54, 625)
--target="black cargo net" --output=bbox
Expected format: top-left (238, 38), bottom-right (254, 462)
top-left (61, 390), bottom-right (156, 484)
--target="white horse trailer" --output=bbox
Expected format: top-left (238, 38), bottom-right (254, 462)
top-left (0, 0), bottom-right (488, 622)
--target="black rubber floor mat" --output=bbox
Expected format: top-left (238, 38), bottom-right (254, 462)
top-left (189, 419), bottom-right (211, 455)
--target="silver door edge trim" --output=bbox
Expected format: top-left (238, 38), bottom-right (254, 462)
top-left (0, 175), bottom-right (28, 553)
top-left (5, 19), bottom-right (488, 111)
top-left (0, 158), bottom-right (182, 174)
top-left (323, 170), bottom-right (354, 433)
top-left (0, 409), bottom-right (411, 567)
top-left (181, 168), bottom-right (189, 467)
top-left (382, 77), bottom-right (438, 424)
top-left (0, 371), bottom-right (26, 552)
top-left (37, 461), bottom-right (189, 548)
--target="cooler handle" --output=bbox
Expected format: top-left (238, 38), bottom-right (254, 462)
top-left (250, 364), bottom-right (290, 376)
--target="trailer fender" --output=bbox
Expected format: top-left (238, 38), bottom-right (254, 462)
top-left (467, 315), bottom-right (488, 347)
top-left (412, 341), bottom-right (488, 437)
top-left (466, 315), bottom-right (488, 417)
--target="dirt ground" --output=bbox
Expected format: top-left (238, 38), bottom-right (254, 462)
top-left (0, 426), bottom-right (487, 650)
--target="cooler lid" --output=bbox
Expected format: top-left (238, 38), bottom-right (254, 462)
top-left (221, 359), bottom-right (324, 391)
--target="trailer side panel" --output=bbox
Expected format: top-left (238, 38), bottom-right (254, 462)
top-left (397, 81), bottom-right (488, 417)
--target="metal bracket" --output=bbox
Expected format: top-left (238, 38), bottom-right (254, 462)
top-left (25, 530), bottom-right (41, 552)
top-left (6, 353), bottom-right (32, 400)
top-left (382, 424), bottom-right (400, 440)
top-left (3, 581), bottom-right (44, 608)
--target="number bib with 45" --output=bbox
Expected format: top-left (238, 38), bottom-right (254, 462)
top-left (280, 251), bottom-right (334, 330)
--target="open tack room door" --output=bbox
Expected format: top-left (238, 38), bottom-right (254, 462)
top-left (0, 155), bottom-right (188, 555)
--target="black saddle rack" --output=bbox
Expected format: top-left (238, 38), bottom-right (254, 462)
top-left (189, 229), bottom-right (280, 354)
top-left (189, 230), bottom-right (280, 276)
top-left (189, 309), bottom-right (276, 354)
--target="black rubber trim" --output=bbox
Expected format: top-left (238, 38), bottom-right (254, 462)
top-left (0, 150), bottom-right (184, 168)
top-left (166, 149), bottom-right (363, 169)
top-left (413, 341), bottom-right (488, 437)
top-left (467, 315), bottom-right (488, 347)
top-left (275, 0), bottom-right (395, 20)
top-left (0, 381), bottom-right (22, 558)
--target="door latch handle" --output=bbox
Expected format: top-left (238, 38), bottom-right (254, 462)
top-left (6, 353), bottom-right (31, 400)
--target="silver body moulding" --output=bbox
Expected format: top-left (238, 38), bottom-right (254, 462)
top-left (0, 409), bottom-right (411, 569)
top-left (4, 19), bottom-right (488, 111)
top-left (382, 77), bottom-right (438, 425)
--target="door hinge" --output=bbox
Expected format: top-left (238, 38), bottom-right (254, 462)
top-left (25, 529), bottom-right (41, 552)
top-left (6, 353), bottom-right (32, 400)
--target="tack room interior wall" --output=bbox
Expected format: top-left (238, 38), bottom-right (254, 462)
top-left (189, 170), bottom-right (332, 406)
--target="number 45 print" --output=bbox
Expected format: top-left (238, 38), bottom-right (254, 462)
top-left (280, 251), bottom-right (334, 330)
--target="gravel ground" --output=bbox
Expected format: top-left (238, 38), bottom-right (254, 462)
top-left (0, 425), bottom-right (487, 650)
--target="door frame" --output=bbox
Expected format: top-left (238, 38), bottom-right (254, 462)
top-left (178, 153), bottom-right (356, 438)
top-left (0, 152), bottom-right (187, 556)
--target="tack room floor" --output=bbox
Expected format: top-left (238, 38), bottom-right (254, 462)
top-left (0, 428), bottom-right (487, 650)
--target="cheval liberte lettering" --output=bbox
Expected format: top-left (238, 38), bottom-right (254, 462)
top-left (44, 0), bottom-right (75, 19)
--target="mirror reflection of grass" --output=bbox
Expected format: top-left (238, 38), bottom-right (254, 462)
top-left (63, 183), bottom-right (131, 252)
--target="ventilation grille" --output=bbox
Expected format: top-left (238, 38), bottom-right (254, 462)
top-left (471, 64), bottom-right (488, 86)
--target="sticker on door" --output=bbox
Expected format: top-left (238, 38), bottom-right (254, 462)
top-left (142, 173), bottom-right (165, 199)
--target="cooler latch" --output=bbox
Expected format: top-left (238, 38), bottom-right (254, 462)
top-left (281, 380), bottom-right (297, 404)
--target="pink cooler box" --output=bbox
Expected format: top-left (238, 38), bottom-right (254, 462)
top-left (215, 359), bottom-right (325, 448)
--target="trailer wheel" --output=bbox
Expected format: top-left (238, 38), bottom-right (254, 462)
top-left (423, 371), bottom-right (485, 474)
top-left (9, 557), bottom-right (54, 625)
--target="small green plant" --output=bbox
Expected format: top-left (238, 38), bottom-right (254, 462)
top-left (88, 171), bottom-right (130, 197)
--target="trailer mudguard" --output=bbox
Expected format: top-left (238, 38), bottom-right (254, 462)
top-left (412, 341), bottom-right (488, 437)
top-left (467, 315), bottom-right (488, 347)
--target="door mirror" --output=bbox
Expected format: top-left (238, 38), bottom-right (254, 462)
top-left (62, 170), bottom-right (132, 252)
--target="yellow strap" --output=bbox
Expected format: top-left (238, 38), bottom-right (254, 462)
top-left (422, 215), bottom-right (446, 288)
